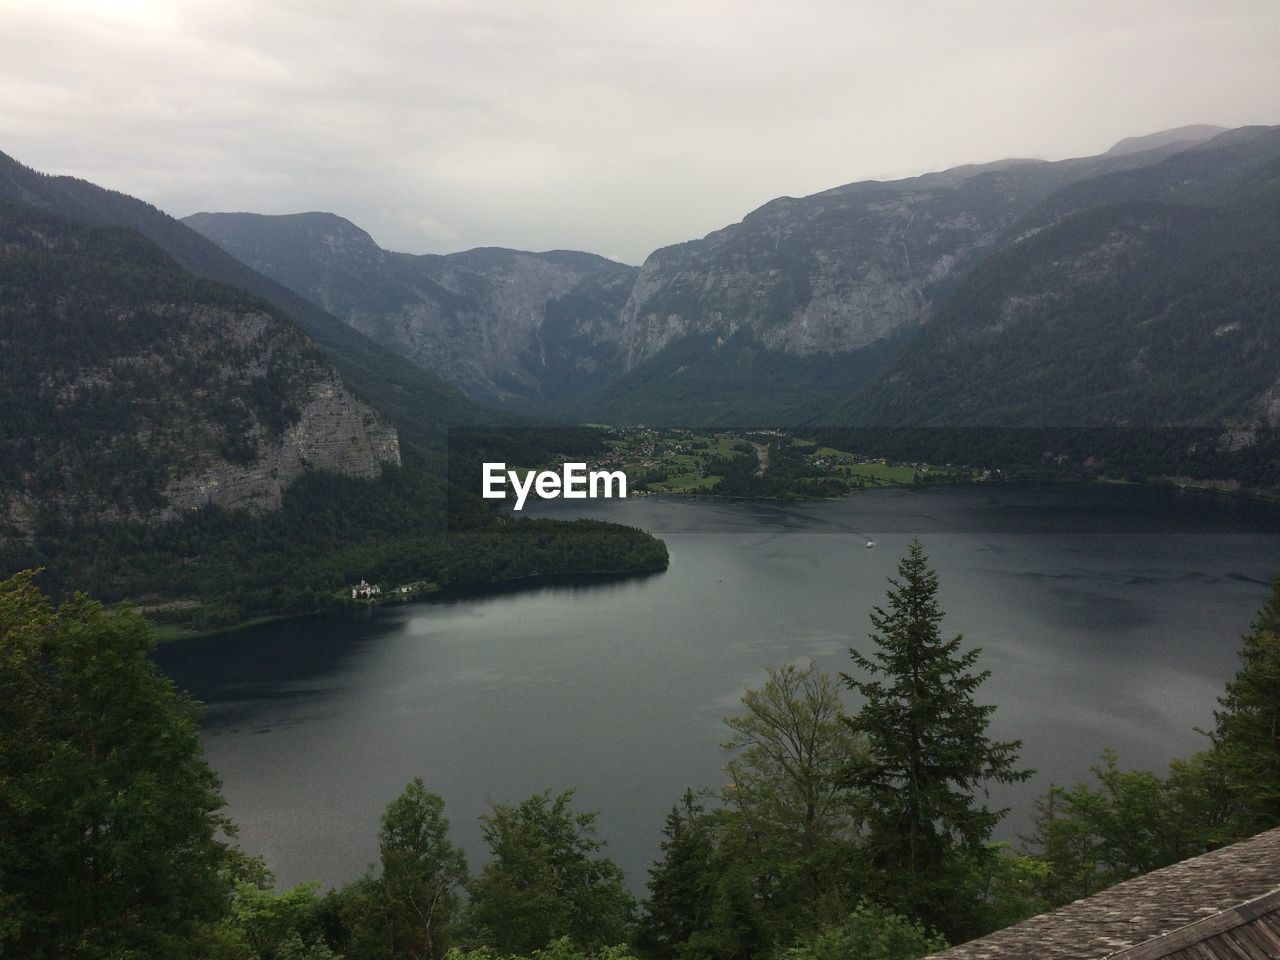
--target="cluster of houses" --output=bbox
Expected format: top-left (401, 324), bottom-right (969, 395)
top-left (608, 427), bottom-right (715, 473)
top-left (350, 580), bottom-right (381, 600)
top-left (350, 579), bottom-right (433, 602)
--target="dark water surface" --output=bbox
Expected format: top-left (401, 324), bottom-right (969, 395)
top-left (154, 483), bottom-right (1280, 892)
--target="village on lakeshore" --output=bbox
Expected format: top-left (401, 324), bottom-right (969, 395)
top-left (349, 577), bottom-right (432, 605)
top-left (568, 426), bottom-right (976, 498)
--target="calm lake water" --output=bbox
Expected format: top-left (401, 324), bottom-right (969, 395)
top-left (154, 483), bottom-right (1280, 893)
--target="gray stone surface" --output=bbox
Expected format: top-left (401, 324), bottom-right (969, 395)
top-left (934, 828), bottom-right (1280, 959)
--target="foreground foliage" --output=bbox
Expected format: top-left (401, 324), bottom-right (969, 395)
top-left (465, 791), bottom-right (634, 954)
top-left (0, 570), bottom-right (232, 958)
top-left (1209, 580), bottom-right (1280, 840)
top-left (4, 559), bottom-right (1280, 960)
top-left (778, 903), bottom-right (947, 960)
top-left (337, 777), bottom-right (468, 960)
top-left (1024, 576), bottom-right (1280, 909)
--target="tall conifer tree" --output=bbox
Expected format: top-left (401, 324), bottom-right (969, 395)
top-left (842, 540), bottom-right (1029, 939)
top-left (1210, 577), bottom-right (1280, 840)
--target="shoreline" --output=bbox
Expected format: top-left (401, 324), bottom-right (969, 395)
top-left (147, 473), bottom-right (1279, 643)
top-left (147, 564), bottom-right (667, 644)
top-left (641, 471), bottom-right (1280, 506)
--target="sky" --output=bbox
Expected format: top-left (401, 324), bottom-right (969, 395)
top-left (2, 1), bottom-right (1278, 264)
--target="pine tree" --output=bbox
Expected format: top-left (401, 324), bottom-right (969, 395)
top-left (842, 540), bottom-right (1029, 940)
top-left (637, 790), bottom-right (717, 959)
top-left (1209, 577), bottom-right (1280, 840)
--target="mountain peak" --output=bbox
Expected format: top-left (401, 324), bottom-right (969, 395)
top-left (182, 210), bottom-right (382, 260)
top-left (1104, 124), bottom-right (1228, 157)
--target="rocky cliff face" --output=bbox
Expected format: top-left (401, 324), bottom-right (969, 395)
top-left (844, 126), bottom-right (1280, 429)
top-left (0, 200), bottom-right (400, 540)
top-left (360, 248), bottom-right (635, 403)
top-left (613, 134), bottom-right (1231, 367)
top-left (184, 212), bottom-right (638, 406)
top-left (162, 372), bottom-right (400, 517)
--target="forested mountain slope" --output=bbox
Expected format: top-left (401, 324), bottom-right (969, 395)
top-left (0, 152), bottom-right (490, 447)
top-left (845, 126), bottom-right (1280, 430)
top-left (0, 161), bottom-right (667, 625)
top-left (0, 197), bottom-right (399, 538)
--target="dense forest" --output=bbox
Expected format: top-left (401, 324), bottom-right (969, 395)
top-left (4, 542), bottom-right (1277, 959)
top-left (0, 445), bottom-right (668, 630)
top-left (569, 333), bottom-right (903, 428)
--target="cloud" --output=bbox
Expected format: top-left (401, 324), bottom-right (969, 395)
top-left (2, 0), bottom-right (1278, 263)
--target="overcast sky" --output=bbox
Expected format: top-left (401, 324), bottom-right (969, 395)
top-left (2, 1), bottom-right (1278, 264)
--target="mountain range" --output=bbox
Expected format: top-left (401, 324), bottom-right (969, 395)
top-left (180, 123), bottom-right (1280, 429)
top-left (183, 211), bottom-right (637, 408)
top-left (4, 121), bottom-right (1280, 617)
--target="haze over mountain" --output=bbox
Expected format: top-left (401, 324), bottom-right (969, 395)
top-left (1103, 124), bottom-right (1228, 157)
top-left (184, 124), bottom-right (1252, 425)
top-left (846, 125), bottom-right (1280, 431)
top-left (10, 1), bottom-right (1280, 264)
top-left (184, 211), bottom-right (638, 406)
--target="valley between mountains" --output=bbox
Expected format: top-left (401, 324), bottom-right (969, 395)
top-left (4, 122), bottom-right (1280, 627)
top-left (184, 123), bottom-right (1280, 436)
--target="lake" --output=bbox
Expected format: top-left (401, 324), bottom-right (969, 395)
top-left (154, 482), bottom-right (1280, 893)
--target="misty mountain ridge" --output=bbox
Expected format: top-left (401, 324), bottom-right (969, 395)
top-left (1102, 123), bottom-right (1228, 157)
top-left (184, 210), bottom-right (638, 407)
top-left (844, 124), bottom-right (1280, 434)
top-left (183, 123), bottom-right (1264, 424)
